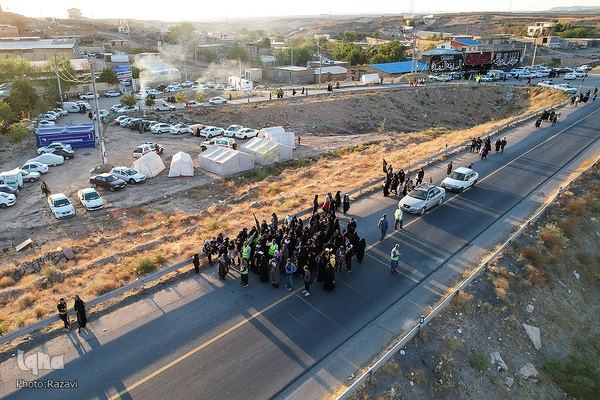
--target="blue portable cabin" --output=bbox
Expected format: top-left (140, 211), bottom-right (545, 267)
top-left (35, 124), bottom-right (96, 149)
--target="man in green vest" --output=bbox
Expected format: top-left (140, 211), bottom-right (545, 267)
top-left (268, 240), bottom-right (278, 260)
top-left (240, 259), bottom-right (249, 287)
top-left (390, 244), bottom-right (400, 275)
top-left (394, 207), bottom-right (403, 230)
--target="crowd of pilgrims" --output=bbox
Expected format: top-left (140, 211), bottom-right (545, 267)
top-left (202, 192), bottom-right (366, 292)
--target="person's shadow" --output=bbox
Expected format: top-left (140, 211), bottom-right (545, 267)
top-left (66, 327), bottom-right (101, 356)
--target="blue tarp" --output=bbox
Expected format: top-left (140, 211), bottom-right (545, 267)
top-left (369, 61), bottom-right (429, 74)
top-left (35, 124), bottom-right (96, 149)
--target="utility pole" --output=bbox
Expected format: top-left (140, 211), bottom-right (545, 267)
top-left (317, 42), bottom-right (322, 90)
top-left (88, 58), bottom-right (108, 170)
top-left (54, 51), bottom-right (64, 105)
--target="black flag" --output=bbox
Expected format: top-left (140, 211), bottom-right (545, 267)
top-left (382, 158), bottom-right (388, 174)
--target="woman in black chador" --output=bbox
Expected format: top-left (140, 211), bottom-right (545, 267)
top-left (73, 295), bottom-right (87, 333)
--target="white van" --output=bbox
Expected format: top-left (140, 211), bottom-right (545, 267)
top-left (63, 102), bottom-right (81, 113)
top-left (0, 168), bottom-right (24, 190)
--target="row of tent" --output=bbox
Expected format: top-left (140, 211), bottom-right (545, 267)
top-left (134, 131), bottom-right (295, 178)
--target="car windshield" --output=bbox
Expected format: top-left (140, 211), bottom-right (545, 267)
top-left (54, 198), bottom-right (70, 207)
top-left (449, 172), bottom-right (465, 181)
top-left (84, 192), bottom-right (100, 200)
top-left (105, 175), bottom-right (117, 182)
top-left (410, 189), bottom-right (428, 200)
top-left (123, 169), bottom-right (135, 175)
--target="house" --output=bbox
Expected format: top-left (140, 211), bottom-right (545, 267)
top-left (263, 66), bottom-right (314, 84)
top-left (0, 37), bottom-right (77, 61)
top-left (436, 39), bottom-right (481, 52)
top-left (313, 65), bottom-right (348, 83)
top-left (0, 24), bottom-right (19, 37)
top-left (527, 22), bottom-right (555, 37)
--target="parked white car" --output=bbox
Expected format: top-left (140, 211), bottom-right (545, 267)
top-left (0, 192), bottom-right (17, 208)
top-left (154, 102), bottom-right (175, 111)
top-left (235, 127), bottom-right (259, 139)
top-left (77, 188), bottom-right (105, 211)
top-left (38, 120), bottom-right (55, 127)
top-left (441, 167), bottom-right (479, 192)
top-left (223, 125), bottom-right (243, 137)
top-left (563, 73), bottom-right (577, 80)
top-left (27, 154), bottom-right (65, 167)
top-left (132, 143), bottom-right (164, 158)
top-left (22, 161), bottom-right (49, 174)
top-left (151, 123), bottom-right (173, 134)
top-left (200, 126), bottom-right (224, 138)
top-left (208, 97), bottom-right (228, 105)
top-left (170, 124), bottom-right (190, 135)
top-left (19, 169), bottom-right (41, 183)
top-left (554, 84), bottom-right (578, 94)
top-left (75, 101), bottom-right (91, 110)
top-left (48, 193), bottom-right (76, 219)
top-left (116, 106), bottom-right (139, 114)
top-left (79, 92), bottom-right (99, 100)
top-left (110, 166), bottom-right (146, 184)
top-left (38, 142), bottom-right (73, 154)
top-left (105, 90), bottom-right (121, 97)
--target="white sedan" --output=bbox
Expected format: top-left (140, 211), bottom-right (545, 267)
top-left (170, 124), bottom-right (190, 135)
top-left (441, 167), bottom-right (479, 192)
top-left (110, 166), bottom-right (146, 184)
top-left (77, 188), bottom-right (104, 211)
top-left (0, 192), bottom-right (16, 208)
top-left (398, 184), bottom-right (446, 215)
top-left (223, 125), bottom-right (243, 137)
top-left (48, 193), bottom-right (76, 219)
top-left (208, 97), bottom-right (228, 105)
top-left (151, 123), bottom-right (173, 134)
top-left (79, 92), bottom-right (99, 100)
top-left (563, 73), bottom-right (577, 80)
top-left (38, 142), bottom-right (73, 154)
top-left (200, 126), bottom-right (224, 138)
top-left (22, 161), bottom-right (49, 174)
top-left (38, 120), bottom-right (55, 127)
top-left (235, 127), bottom-right (259, 139)
top-left (19, 169), bottom-right (41, 183)
top-left (105, 90), bottom-right (121, 97)
top-left (116, 106), bottom-right (139, 114)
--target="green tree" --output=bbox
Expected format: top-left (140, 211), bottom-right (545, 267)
top-left (131, 66), bottom-right (141, 80)
top-left (549, 57), bottom-right (561, 67)
top-left (257, 37), bottom-right (271, 49)
top-left (174, 91), bottom-right (186, 105)
top-left (331, 42), bottom-right (367, 65)
top-left (226, 44), bottom-right (250, 63)
top-left (166, 22), bottom-right (196, 44)
top-left (0, 102), bottom-right (16, 133)
top-left (35, 56), bottom-right (78, 103)
top-left (367, 41), bottom-right (407, 64)
top-left (6, 79), bottom-right (39, 117)
top-left (197, 47), bottom-right (218, 63)
top-left (0, 58), bottom-right (36, 84)
top-left (274, 48), bottom-right (291, 66)
top-left (120, 94), bottom-right (137, 107)
top-left (7, 123), bottom-right (31, 149)
top-left (145, 97), bottom-right (155, 108)
top-left (195, 93), bottom-right (205, 103)
top-left (97, 67), bottom-right (119, 85)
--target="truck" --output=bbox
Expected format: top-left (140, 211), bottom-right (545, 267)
top-left (0, 169), bottom-right (24, 190)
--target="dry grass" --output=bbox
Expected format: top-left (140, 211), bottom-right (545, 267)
top-left (407, 369), bottom-right (425, 384)
top-left (519, 246), bottom-right (546, 267)
top-left (0, 276), bottom-right (15, 288)
top-left (493, 276), bottom-right (510, 300)
top-left (525, 263), bottom-right (549, 285)
top-left (446, 291), bottom-right (474, 314)
top-left (377, 358), bottom-right (400, 375)
top-left (540, 223), bottom-right (569, 251)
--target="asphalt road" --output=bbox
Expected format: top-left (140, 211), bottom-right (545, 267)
top-left (2, 78), bottom-right (599, 400)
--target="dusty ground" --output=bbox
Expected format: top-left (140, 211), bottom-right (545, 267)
top-left (349, 164), bottom-right (600, 400)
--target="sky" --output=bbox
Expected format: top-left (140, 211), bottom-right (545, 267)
top-left (1, 0), bottom-right (598, 22)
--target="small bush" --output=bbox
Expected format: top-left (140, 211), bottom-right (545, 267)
top-left (154, 252), bottom-right (166, 265)
top-left (33, 306), bottom-right (46, 319)
top-left (40, 265), bottom-right (57, 279)
top-left (89, 279), bottom-right (120, 295)
top-left (207, 220), bottom-right (226, 231)
top-left (540, 223), bottom-right (569, 251)
top-left (469, 351), bottom-right (490, 371)
top-left (545, 355), bottom-right (600, 399)
top-left (0, 321), bottom-right (8, 335)
top-left (378, 358), bottom-right (400, 375)
top-left (128, 257), bottom-right (157, 276)
top-left (266, 185), bottom-right (282, 195)
top-left (519, 246), bottom-right (546, 266)
top-left (0, 276), bottom-right (15, 288)
top-left (18, 294), bottom-right (35, 309)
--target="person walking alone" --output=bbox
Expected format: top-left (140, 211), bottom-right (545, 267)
top-left (73, 295), bottom-right (87, 333)
top-left (40, 180), bottom-right (50, 197)
top-left (390, 244), bottom-right (400, 275)
top-left (57, 298), bottom-right (70, 332)
top-left (378, 214), bottom-right (389, 243)
top-left (446, 161), bottom-right (453, 176)
top-left (302, 266), bottom-right (312, 297)
top-left (192, 253), bottom-right (200, 274)
top-left (394, 207), bottom-right (403, 230)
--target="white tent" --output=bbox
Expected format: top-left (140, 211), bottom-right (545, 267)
top-left (132, 152), bottom-right (165, 178)
top-left (258, 126), bottom-right (296, 149)
top-left (168, 151), bottom-right (194, 178)
top-left (241, 138), bottom-right (293, 165)
top-left (198, 147), bottom-right (254, 176)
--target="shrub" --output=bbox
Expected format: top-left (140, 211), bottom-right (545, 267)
top-left (89, 279), bottom-right (120, 295)
top-left (0, 276), bottom-right (15, 288)
top-left (540, 223), bottom-right (569, 251)
top-left (519, 246), bottom-right (546, 266)
top-left (18, 294), bottom-right (35, 309)
top-left (266, 185), bottom-right (282, 195)
top-left (154, 252), bottom-right (166, 265)
top-left (128, 257), bottom-right (157, 276)
top-left (545, 355), bottom-right (600, 399)
top-left (207, 220), bottom-right (226, 231)
top-left (469, 351), bottom-right (490, 371)
top-left (0, 321), bottom-right (8, 335)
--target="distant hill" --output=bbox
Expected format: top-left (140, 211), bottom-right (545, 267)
top-left (545, 6), bottom-right (600, 14)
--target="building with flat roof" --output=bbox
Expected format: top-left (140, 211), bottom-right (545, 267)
top-left (0, 37), bottom-right (77, 61)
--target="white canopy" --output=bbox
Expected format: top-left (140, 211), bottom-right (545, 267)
top-left (132, 152), bottom-right (165, 178)
top-left (198, 147), bottom-right (254, 176)
top-left (257, 126), bottom-right (296, 149)
top-left (168, 151), bottom-right (194, 178)
top-left (241, 138), bottom-right (293, 165)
